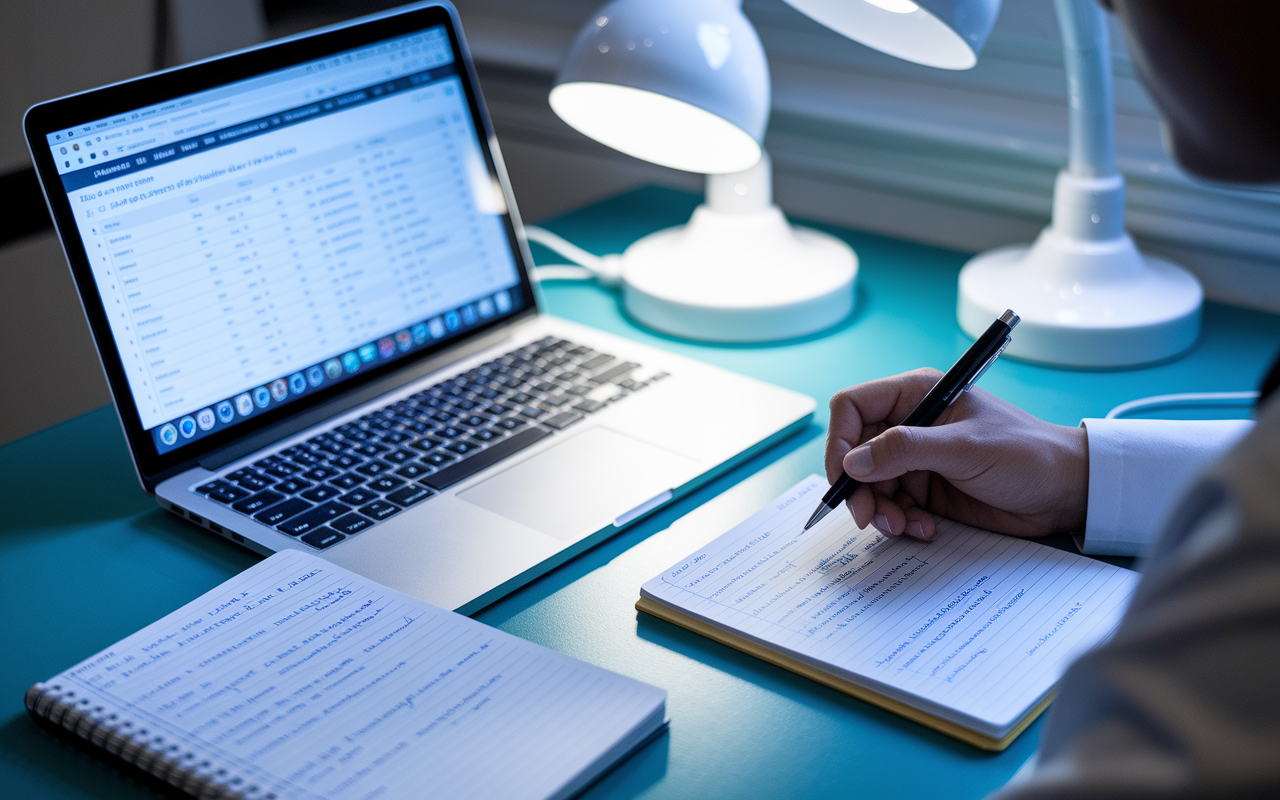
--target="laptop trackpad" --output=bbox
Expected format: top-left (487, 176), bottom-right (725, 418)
top-left (457, 427), bottom-right (699, 540)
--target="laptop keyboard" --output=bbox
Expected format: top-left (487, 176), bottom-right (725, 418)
top-left (193, 337), bottom-right (668, 550)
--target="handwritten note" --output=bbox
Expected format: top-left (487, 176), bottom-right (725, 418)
top-left (39, 549), bottom-right (665, 800)
top-left (641, 475), bottom-right (1137, 738)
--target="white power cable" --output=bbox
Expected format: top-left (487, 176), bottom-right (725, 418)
top-left (523, 225), bottom-right (624, 287)
top-left (1105, 391), bottom-right (1259, 420)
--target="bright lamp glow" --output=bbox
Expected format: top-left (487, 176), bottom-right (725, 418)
top-left (784, 0), bottom-right (984, 69)
top-left (550, 81), bottom-right (763, 174)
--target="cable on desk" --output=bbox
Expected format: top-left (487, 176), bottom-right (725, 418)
top-left (1105, 391), bottom-right (1259, 419)
top-left (524, 225), bottom-right (624, 287)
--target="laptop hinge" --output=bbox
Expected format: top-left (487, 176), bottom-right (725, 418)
top-left (197, 312), bottom-right (537, 472)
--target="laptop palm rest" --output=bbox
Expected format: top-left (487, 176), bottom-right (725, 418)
top-left (457, 427), bottom-right (698, 539)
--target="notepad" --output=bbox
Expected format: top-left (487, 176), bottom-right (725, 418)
top-left (638, 475), bottom-right (1138, 750)
top-left (27, 549), bottom-right (666, 800)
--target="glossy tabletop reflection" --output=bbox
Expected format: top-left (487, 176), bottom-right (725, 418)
top-left (3, 187), bottom-right (1277, 800)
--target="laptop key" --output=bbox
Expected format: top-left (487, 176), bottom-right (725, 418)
top-left (232, 473), bottom-right (270, 492)
top-left (301, 485), bottom-right (343, 503)
top-left (278, 502), bottom-right (345, 535)
top-left (578, 353), bottom-right (615, 370)
top-left (355, 460), bottom-right (392, 477)
top-left (358, 500), bottom-right (401, 521)
top-left (574, 399), bottom-right (607, 414)
top-left (543, 411), bottom-right (584, 430)
top-left (302, 466), bottom-right (341, 481)
top-left (329, 513), bottom-right (374, 536)
top-left (368, 476), bottom-right (405, 493)
top-left (472, 428), bottom-right (502, 442)
top-left (387, 485), bottom-right (434, 507)
top-left (327, 453), bottom-right (364, 469)
top-left (299, 529), bottom-right (345, 550)
top-left (589, 361), bottom-right (640, 384)
top-left (494, 417), bottom-right (526, 430)
top-left (254, 497), bottom-right (311, 525)
top-left (329, 473), bottom-right (365, 490)
top-left (421, 427), bottom-right (552, 491)
top-left (421, 451), bottom-right (456, 467)
top-left (395, 463), bottom-right (430, 479)
top-left (274, 477), bottom-right (312, 494)
top-left (232, 490), bottom-right (284, 514)
top-left (384, 449), bottom-right (414, 464)
top-left (445, 441), bottom-right (481, 456)
top-left (262, 463), bottom-right (297, 480)
top-left (206, 484), bottom-right (252, 503)
top-left (518, 406), bottom-right (548, 419)
top-left (196, 479), bottom-right (233, 495)
top-left (338, 488), bottom-right (379, 506)
top-left (289, 451), bottom-right (322, 467)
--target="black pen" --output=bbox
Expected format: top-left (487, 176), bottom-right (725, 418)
top-left (804, 309), bottom-right (1021, 531)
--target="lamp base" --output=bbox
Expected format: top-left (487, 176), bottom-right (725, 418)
top-left (957, 227), bottom-right (1202, 368)
top-left (621, 204), bottom-right (857, 342)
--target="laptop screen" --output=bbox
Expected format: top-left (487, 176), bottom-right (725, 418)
top-left (40, 23), bottom-right (526, 456)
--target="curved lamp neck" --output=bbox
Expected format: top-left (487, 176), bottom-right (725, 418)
top-left (1055, 0), bottom-right (1115, 178)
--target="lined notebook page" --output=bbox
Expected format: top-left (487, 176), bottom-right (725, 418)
top-left (641, 475), bottom-right (1137, 737)
top-left (40, 549), bottom-right (665, 800)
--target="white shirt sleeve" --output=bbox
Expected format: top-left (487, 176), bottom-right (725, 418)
top-left (1078, 418), bottom-right (1253, 557)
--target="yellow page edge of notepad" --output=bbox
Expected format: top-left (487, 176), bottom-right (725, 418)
top-left (635, 595), bottom-right (1054, 751)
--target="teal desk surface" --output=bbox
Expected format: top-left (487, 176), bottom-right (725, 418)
top-left (3, 187), bottom-right (1277, 799)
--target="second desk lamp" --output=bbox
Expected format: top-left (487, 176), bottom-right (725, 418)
top-left (783, 0), bottom-right (1202, 367)
top-left (540, 0), bottom-right (857, 344)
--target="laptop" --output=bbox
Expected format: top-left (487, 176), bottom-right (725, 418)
top-left (24, 1), bottom-right (814, 614)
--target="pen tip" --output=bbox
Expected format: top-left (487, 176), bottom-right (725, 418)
top-left (803, 504), bottom-right (828, 531)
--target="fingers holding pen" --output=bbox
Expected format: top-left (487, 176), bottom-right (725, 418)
top-left (848, 481), bottom-right (924, 538)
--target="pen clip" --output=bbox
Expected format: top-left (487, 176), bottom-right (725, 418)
top-left (963, 337), bottom-right (1010, 394)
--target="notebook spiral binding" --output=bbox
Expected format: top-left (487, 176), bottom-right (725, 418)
top-left (24, 682), bottom-right (267, 800)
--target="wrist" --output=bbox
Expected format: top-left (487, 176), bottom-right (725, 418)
top-left (1054, 424), bottom-right (1089, 533)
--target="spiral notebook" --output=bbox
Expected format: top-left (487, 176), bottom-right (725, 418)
top-left (26, 549), bottom-right (666, 800)
top-left (638, 475), bottom-right (1138, 750)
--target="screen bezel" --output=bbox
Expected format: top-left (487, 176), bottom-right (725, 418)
top-left (24, 2), bottom-right (540, 490)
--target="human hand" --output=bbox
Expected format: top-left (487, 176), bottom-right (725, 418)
top-left (825, 369), bottom-right (1088, 542)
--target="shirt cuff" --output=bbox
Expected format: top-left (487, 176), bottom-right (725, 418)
top-left (1080, 418), bottom-right (1253, 557)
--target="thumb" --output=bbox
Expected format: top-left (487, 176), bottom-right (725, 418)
top-left (843, 425), bottom-right (975, 483)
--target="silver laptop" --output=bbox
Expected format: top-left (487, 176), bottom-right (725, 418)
top-left (24, 1), bottom-right (814, 614)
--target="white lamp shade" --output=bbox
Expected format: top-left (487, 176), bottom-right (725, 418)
top-left (551, 0), bottom-right (770, 174)
top-left (782, 0), bottom-right (1001, 70)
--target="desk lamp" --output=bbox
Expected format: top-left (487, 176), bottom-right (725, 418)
top-left (783, 0), bottom-right (1202, 367)
top-left (547, 0), bottom-right (857, 343)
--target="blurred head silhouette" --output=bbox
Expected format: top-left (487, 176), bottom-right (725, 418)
top-left (1102, 0), bottom-right (1280, 184)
